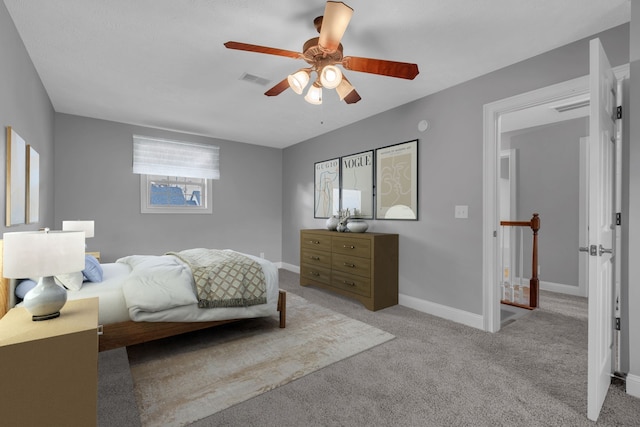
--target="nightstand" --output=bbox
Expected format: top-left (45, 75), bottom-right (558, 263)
top-left (86, 251), bottom-right (101, 262)
top-left (0, 298), bottom-right (99, 426)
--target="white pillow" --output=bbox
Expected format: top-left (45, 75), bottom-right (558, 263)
top-left (54, 271), bottom-right (84, 291)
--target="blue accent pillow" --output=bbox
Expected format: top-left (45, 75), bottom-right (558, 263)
top-left (83, 254), bottom-right (103, 282)
top-left (15, 279), bottom-right (37, 299)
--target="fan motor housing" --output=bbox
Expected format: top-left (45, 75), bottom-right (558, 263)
top-left (302, 37), bottom-right (344, 69)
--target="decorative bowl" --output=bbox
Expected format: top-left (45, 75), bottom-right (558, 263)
top-left (346, 219), bottom-right (368, 233)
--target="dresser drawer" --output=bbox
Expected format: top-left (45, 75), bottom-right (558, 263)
top-left (301, 248), bottom-right (332, 269)
top-left (301, 264), bottom-right (331, 286)
top-left (301, 232), bottom-right (332, 252)
top-left (332, 236), bottom-right (371, 258)
top-left (331, 254), bottom-right (371, 278)
top-left (331, 271), bottom-right (371, 297)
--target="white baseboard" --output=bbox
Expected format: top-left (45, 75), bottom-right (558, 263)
top-left (399, 293), bottom-right (484, 330)
top-left (280, 264), bottom-right (483, 330)
top-left (278, 262), bottom-right (299, 274)
top-left (626, 373), bottom-right (640, 398)
top-left (540, 280), bottom-right (586, 297)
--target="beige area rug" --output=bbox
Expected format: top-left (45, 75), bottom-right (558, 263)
top-left (127, 293), bottom-right (395, 427)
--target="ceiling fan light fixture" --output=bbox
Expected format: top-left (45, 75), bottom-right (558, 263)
top-left (304, 82), bottom-right (323, 105)
top-left (336, 77), bottom-right (354, 100)
top-left (287, 69), bottom-right (311, 95)
top-left (320, 65), bottom-right (343, 89)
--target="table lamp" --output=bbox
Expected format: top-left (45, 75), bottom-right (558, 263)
top-left (62, 220), bottom-right (94, 248)
top-left (3, 229), bottom-right (85, 321)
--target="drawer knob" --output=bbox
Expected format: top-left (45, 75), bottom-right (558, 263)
top-left (310, 256), bottom-right (320, 260)
top-left (343, 280), bottom-right (355, 286)
top-left (309, 240), bottom-right (320, 244)
top-left (310, 271), bottom-right (320, 277)
top-left (343, 245), bottom-right (356, 249)
top-left (343, 262), bottom-right (356, 268)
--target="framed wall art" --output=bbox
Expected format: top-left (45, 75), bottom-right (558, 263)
top-left (26, 145), bottom-right (40, 224)
top-left (340, 150), bottom-right (373, 219)
top-left (6, 126), bottom-right (27, 226)
top-left (375, 139), bottom-right (419, 220)
top-left (314, 157), bottom-right (340, 218)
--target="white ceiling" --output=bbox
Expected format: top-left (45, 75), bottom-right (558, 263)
top-left (3, 0), bottom-right (630, 149)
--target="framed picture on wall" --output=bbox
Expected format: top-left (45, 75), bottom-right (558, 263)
top-left (26, 145), bottom-right (39, 224)
top-left (340, 150), bottom-right (374, 219)
top-left (5, 126), bottom-right (27, 226)
top-left (314, 157), bottom-right (340, 218)
top-left (375, 139), bottom-right (419, 220)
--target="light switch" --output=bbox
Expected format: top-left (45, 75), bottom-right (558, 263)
top-left (455, 205), bottom-right (468, 219)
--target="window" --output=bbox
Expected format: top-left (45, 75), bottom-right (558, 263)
top-left (140, 174), bottom-right (212, 214)
top-left (133, 135), bottom-right (219, 214)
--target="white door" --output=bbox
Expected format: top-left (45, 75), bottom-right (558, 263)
top-left (587, 37), bottom-right (617, 422)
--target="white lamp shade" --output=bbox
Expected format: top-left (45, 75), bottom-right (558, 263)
top-left (320, 65), bottom-right (343, 89)
top-left (62, 220), bottom-right (94, 238)
top-left (304, 83), bottom-right (323, 105)
top-left (287, 70), bottom-right (310, 95)
top-left (3, 230), bottom-right (86, 278)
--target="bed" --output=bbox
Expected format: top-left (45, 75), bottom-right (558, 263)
top-left (0, 242), bottom-right (286, 351)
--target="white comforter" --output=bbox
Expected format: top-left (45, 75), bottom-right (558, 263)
top-left (116, 250), bottom-right (279, 322)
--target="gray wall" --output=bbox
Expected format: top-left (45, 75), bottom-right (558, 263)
top-left (53, 114), bottom-right (283, 263)
top-left (506, 118), bottom-right (588, 287)
top-left (0, 1), bottom-right (55, 235)
top-left (282, 24), bottom-right (629, 316)
top-left (627, 0), bottom-right (640, 384)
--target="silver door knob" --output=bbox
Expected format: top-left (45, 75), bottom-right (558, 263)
top-left (578, 246), bottom-right (590, 252)
top-left (599, 244), bottom-right (613, 256)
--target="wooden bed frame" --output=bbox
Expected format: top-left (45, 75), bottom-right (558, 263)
top-left (0, 240), bottom-right (287, 351)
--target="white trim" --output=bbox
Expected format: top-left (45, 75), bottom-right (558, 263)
top-left (278, 262), bottom-right (299, 274)
top-left (540, 280), bottom-right (585, 297)
top-left (482, 63), bottom-right (629, 333)
top-left (626, 374), bottom-right (640, 398)
top-left (399, 293), bottom-right (484, 330)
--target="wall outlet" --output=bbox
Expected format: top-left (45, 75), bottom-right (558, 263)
top-left (454, 205), bottom-right (469, 219)
top-left (260, 252), bottom-right (265, 259)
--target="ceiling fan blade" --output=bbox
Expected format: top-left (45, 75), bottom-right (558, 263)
top-left (264, 78), bottom-right (291, 97)
top-left (343, 89), bottom-right (361, 104)
top-left (224, 41), bottom-right (301, 59)
top-left (318, 1), bottom-right (354, 53)
top-left (342, 56), bottom-right (419, 80)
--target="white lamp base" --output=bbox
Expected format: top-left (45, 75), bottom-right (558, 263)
top-left (22, 276), bottom-right (68, 321)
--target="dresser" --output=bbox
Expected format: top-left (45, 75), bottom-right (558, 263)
top-left (300, 229), bottom-right (398, 311)
top-left (0, 298), bottom-right (99, 426)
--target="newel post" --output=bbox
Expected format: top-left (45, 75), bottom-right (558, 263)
top-left (530, 213), bottom-right (540, 308)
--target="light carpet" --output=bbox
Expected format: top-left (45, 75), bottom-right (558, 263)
top-left (127, 292), bottom-right (395, 427)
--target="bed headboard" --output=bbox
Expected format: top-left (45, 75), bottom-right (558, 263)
top-left (0, 240), bottom-right (9, 319)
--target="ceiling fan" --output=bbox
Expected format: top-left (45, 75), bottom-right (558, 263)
top-left (224, 1), bottom-right (419, 105)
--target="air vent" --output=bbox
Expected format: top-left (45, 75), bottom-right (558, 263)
top-left (239, 73), bottom-right (271, 86)
top-left (552, 99), bottom-right (590, 113)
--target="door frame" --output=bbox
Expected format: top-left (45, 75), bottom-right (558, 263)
top-left (482, 64), bottom-right (629, 333)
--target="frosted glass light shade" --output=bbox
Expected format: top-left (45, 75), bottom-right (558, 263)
top-left (304, 83), bottom-right (323, 105)
top-left (336, 78), bottom-right (355, 100)
top-left (287, 69), bottom-right (311, 95)
top-left (320, 65), bottom-right (342, 89)
top-left (62, 220), bottom-right (94, 238)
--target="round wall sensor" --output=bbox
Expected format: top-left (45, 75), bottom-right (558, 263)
top-left (418, 119), bottom-right (429, 132)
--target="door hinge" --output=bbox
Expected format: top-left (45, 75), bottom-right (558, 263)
top-left (493, 230), bottom-right (497, 237)
top-left (615, 317), bottom-right (621, 331)
top-left (616, 212), bottom-right (622, 226)
top-left (617, 106), bottom-right (622, 119)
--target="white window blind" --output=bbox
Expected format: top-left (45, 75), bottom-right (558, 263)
top-left (133, 135), bottom-right (220, 180)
